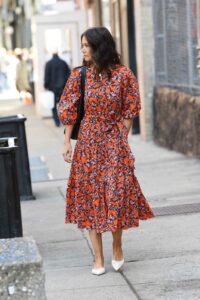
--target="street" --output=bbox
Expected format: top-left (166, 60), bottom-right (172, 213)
top-left (1, 101), bottom-right (200, 300)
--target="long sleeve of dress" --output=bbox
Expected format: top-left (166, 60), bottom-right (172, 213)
top-left (120, 68), bottom-right (141, 119)
top-left (57, 68), bottom-right (81, 125)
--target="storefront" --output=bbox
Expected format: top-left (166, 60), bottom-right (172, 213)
top-left (0, 0), bottom-right (33, 49)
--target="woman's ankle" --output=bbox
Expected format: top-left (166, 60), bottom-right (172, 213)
top-left (94, 253), bottom-right (104, 261)
top-left (93, 254), bottom-right (104, 268)
top-left (112, 241), bottom-right (122, 250)
top-left (112, 243), bottom-right (123, 260)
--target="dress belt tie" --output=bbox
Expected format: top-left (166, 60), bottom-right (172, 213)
top-left (82, 114), bottom-right (128, 143)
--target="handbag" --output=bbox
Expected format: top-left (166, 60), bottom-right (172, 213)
top-left (64, 66), bottom-right (86, 140)
top-left (71, 66), bottom-right (86, 140)
top-left (40, 90), bottom-right (54, 109)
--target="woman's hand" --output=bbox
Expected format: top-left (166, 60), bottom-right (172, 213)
top-left (123, 118), bottom-right (133, 137)
top-left (62, 141), bottom-right (73, 163)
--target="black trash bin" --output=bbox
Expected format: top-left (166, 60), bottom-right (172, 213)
top-left (0, 137), bottom-right (23, 238)
top-left (0, 114), bottom-right (35, 200)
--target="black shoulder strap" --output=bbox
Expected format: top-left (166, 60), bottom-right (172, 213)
top-left (80, 66), bottom-right (86, 97)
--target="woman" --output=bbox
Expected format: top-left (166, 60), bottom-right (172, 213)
top-left (57, 27), bottom-right (155, 276)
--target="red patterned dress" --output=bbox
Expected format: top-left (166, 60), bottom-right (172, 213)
top-left (57, 64), bottom-right (155, 233)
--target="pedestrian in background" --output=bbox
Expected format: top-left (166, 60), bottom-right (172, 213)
top-left (16, 50), bottom-right (32, 103)
top-left (57, 27), bottom-right (155, 275)
top-left (26, 48), bottom-right (35, 102)
top-left (16, 51), bottom-right (30, 92)
top-left (44, 51), bottom-right (71, 127)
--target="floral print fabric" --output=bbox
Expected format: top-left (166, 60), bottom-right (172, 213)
top-left (57, 64), bottom-right (155, 233)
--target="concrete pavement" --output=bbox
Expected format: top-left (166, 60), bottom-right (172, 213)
top-left (1, 101), bottom-right (200, 300)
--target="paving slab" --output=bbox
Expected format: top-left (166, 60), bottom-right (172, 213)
top-left (38, 239), bottom-right (93, 270)
top-left (47, 285), bottom-right (137, 300)
top-left (123, 254), bottom-right (200, 300)
top-left (45, 266), bottom-right (128, 291)
top-left (21, 188), bottom-right (83, 244)
top-left (101, 212), bottom-right (200, 262)
top-left (132, 281), bottom-right (200, 300)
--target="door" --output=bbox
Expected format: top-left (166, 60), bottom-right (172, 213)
top-left (33, 20), bottom-right (81, 117)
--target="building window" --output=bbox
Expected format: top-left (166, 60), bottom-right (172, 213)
top-left (153, 0), bottom-right (200, 92)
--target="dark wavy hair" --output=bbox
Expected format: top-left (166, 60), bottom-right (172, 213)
top-left (81, 27), bottom-right (121, 79)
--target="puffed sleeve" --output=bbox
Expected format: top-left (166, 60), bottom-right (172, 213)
top-left (57, 67), bottom-right (81, 125)
top-left (120, 68), bottom-right (141, 119)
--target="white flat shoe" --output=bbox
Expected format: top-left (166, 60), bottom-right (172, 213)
top-left (111, 258), bottom-right (124, 271)
top-left (91, 267), bottom-right (106, 275)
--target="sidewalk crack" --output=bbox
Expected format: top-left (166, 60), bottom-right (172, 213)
top-left (120, 271), bottom-right (143, 300)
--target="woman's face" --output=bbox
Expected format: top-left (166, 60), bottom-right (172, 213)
top-left (81, 36), bottom-right (93, 62)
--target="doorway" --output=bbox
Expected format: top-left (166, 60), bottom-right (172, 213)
top-left (32, 11), bottom-right (87, 117)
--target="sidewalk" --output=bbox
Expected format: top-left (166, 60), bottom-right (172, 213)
top-left (1, 102), bottom-right (200, 300)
